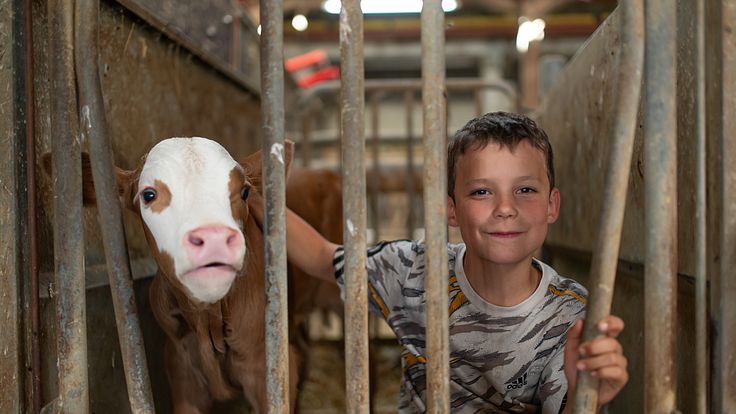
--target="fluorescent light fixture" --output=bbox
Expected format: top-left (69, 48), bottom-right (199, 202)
top-left (292, 14), bottom-right (309, 31)
top-left (323, 0), bottom-right (458, 14)
top-left (516, 17), bottom-right (545, 53)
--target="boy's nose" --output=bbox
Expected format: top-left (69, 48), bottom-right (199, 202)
top-left (493, 196), bottom-right (518, 218)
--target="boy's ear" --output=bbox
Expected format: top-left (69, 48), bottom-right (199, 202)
top-left (447, 196), bottom-right (459, 227)
top-left (41, 151), bottom-right (141, 210)
top-left (240, 139), bottom-right (295, 193)
top-left (547, 188), bottom-right (561, 224)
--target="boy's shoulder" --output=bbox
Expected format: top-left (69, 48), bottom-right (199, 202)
top-left (535, 259), bottom-right (588, 311)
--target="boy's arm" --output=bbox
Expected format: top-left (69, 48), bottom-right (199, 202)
top-left (562, 315), bottom-right (629, 413)
top-left (248, 190), bottom-right (339, 283)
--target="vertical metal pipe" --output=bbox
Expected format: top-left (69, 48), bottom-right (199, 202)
top-left (644, 1), bottom-right (678, 413)
top-left (22, 0), bottom-right (42, 410)
top-left (73, 1), bottom-right (155, 412)
top-left (404, 90), bottom-right (416, 239)
top-left (370, 92), bottom-right (381, 243)
top-left (571, 0), bottom-right (644, 412)
top-left (339, 0), bottom-right (369, 412)
top-left (719, 0), bottom-right (736, 410)
top-left (259, 0), bottom-right (289, 412)
top-left (48, 0), bottom-right (89, 411)
top-left (421, 1), bottom-right (449, 412)
top-left (301, 107), bottom-right (313, 168)
top-left (694, 0), bottom-right (708, 412)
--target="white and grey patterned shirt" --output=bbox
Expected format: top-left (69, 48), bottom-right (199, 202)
top-left (333, 240), bottom-right (587, 414)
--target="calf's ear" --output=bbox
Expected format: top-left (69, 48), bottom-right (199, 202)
top-left (240, 139), bottom-right (295, 193)
top-left (41, 151), bottom-right (140, 210)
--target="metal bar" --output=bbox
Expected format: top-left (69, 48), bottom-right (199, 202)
top-left (370, 92), bottom-right (381, 243)
top-left (339, 0), bottom-right (370, 412)
top-left (48, 0), bottom-right (89, 411)
top-left (23, 0), bottom-right (41, 409)
top-left (301, 106), bottom-right (313, 168)
top-left (694, 0), bottom-right (708, 412)
top-left (571, 0), bottom-right (644, 412)
top-left (74, 1), bottom-right (156, 412)
top-left (719, 0), bottom-right (736, 410)
top-left (259, 0), bottom-right (290, 412)
top-left (404, 90), bottom-right (416, 239)
top-left (306, 77), bottom-right (516, 99)
top-left (421, 1), bottom-right (449, 412)
top-left (644, 0), bottom-right (678, 412)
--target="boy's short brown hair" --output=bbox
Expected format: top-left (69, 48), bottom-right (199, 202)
top-left (447, 111), bottom-right (555, 200)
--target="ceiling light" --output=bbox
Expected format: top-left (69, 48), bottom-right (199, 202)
top-left (323, 0), bottom-right (458, 14)
top-left (516, 17), bottom-right (545, 53)
top-left (292, 14), bottom-right (309, 31)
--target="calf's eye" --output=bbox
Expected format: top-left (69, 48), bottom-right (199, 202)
top-left (141, 188), bottom-right (157, 204)
top-left (240, 186), bottom-right (250, 201)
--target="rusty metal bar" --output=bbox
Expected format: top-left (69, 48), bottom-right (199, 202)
top-left (694, 0), bottom-right (708, 412)
top-left (74, 1), bottom-right (155, 412)
top-left (370, 92), bottom-right (381, 243)
top-left (259, 0), bottom-right (290, 412)
top-left (644, 0), bottom-right (678, 412)
top-left (719, 0), bottom-right (736, 411)
top-left (339, 0), bottom-right (370, 412)
top-left (301, 106), bottom-right (313, 167)
top-left (421, 1), bottom-right (449, 412)
top-left (571, 0), bottom-right (644, 412)
top-left (307, 77), bottom-right (516, 99)
top-left (404, 90), bottom-right (416, 239)
top-left (48, 0), bottom-right (89, 411)
top-left (20, 0), bottom-right (42, 410)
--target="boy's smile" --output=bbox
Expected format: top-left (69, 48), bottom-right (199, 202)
top-left (448, 141), bottom-right (560, 274)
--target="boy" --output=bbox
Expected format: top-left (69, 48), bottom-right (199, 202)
top-left (252, 112), bottom-right (628, 413)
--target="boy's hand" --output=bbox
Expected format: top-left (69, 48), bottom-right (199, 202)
top-left (563, 316), bottom-right (628, 409)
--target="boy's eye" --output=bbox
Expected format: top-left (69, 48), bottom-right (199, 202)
top-left (517, 187), bottom-right (537, 194)
top-left (471, 189), bottom-right (490, 196)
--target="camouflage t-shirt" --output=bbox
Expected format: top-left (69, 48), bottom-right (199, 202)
top-left (333, 240), bottom-right (587, 414)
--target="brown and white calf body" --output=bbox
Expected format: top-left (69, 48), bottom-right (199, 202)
top-left (92, 137), bottom-right (338, 413)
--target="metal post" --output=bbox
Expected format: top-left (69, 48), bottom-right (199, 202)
top-left (571, 0), bottom-right (644, 412)
top-left (694, 0), bottom-right (708, 412)
top-left (48, 0), bottom-right (89, 411)
top-left (259, 0), bottom-right (290, 412)
top-left (404, 90), bottom-right (416, 239)
top-left (73, 1), bottom-right (155, 412)
top-left (421, 1), bottom-right (449, 412)
top-left (370, 92), bottom-right (381, 243)
top-left (339, 0), bottom-right (370, 412)
top-left (719, 0), bottom-right (736, 410)
top-left (644, 0), bottom-right (678, 412)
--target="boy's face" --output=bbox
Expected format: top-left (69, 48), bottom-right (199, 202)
top-left (448, 140), bottom-right (560, 268)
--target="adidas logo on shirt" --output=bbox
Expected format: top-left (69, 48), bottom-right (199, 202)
top-left (506, 372), bottom-right (528, 390)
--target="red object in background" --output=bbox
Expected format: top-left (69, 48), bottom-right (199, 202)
top-left (286, 49), bottom-right (340, 89)
top-left (296, 65), bottom-right (340, 89)
top-left (285, 49), bottom-right (328, 72)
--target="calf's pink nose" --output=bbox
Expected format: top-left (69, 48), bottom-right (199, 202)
top-left (184, 225), bottom-right (244, 264)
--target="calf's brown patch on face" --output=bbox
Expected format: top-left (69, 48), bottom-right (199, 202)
top-left (149, 179), bottom-right (172, 213)
top-left (229, 167), bottom-right (249, 223)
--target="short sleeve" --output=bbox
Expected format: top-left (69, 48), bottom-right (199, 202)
top-left (333, 240), bottom-right (419, 318)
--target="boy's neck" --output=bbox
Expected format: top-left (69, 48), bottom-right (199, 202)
top-left (462, 254), bottom-right (541, 307)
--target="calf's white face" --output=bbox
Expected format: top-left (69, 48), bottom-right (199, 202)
top-left (136, 137), bottom-right (249, 303)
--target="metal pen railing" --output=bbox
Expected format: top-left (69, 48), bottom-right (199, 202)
top-left (73, 1), bottom-right (155, 412)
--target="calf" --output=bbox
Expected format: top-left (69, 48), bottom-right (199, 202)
top-left (72, 138), bottom-right (332, 412)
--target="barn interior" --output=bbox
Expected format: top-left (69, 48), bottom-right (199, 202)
top-left (0, 0), bottom-right (732, 413)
